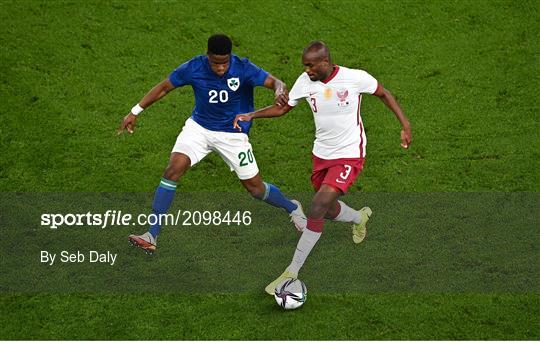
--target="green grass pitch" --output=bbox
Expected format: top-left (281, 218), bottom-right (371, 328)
top-left (0, 0), bottom-right (538, 340)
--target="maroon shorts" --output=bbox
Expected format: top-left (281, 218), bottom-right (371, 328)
top-left (311, 154), bottom-right (365, 193)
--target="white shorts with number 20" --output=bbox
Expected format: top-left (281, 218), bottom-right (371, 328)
top-left (172, 118), bottom-right (259, 180)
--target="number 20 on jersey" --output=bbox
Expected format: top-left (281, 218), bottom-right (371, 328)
top-left (209, 90), bottom-right (229, 103)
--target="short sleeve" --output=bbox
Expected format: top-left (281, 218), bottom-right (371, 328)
top-left (243, 59), bottom-right (269, 87)
top-left (355, 70), bottom-right (378, 94)
top-left (169, 61), bottom-right (192, 88)
top-left (287, 74), bottom-right (308, 107)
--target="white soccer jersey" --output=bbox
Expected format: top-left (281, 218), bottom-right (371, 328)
top-left (288, 66), bottom-right (379, 159)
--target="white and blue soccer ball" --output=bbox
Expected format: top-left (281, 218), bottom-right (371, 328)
top-left (274, 278), bottom-right (307, 310)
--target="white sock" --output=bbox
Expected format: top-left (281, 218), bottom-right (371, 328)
top-left (287, 228), bottom-right (322, 275)
top-left (333, 200), bottom-right (361, 224)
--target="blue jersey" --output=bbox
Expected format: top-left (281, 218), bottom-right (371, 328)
top-left (169, 54), bottom-right (269, 134)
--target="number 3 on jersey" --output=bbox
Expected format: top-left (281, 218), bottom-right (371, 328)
top-left (336, 164), bottom-right (352, 184)
top-left (309, 97), bottom-right (317, 113)
top-left (209, 90), bottom-right (229, 103)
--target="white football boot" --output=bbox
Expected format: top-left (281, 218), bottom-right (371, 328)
top-left (128, 232), bottom-right (157, 254)
top-left (289, 199), bottom-right (307, 232)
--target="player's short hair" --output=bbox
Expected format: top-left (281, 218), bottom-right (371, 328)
top-left (207, 34), bottom-right (232, 55)
top-left (304, 40), bottom-right (331, 62)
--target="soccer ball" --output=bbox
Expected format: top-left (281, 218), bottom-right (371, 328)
top-left (274, 278), bottom-right (307, 310)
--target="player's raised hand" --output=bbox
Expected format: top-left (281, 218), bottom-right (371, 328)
top-left (400, 125), bottom-right (412, 149)
top-left (233, 114), bottom-right (253, 131)
top-left (117, 113), bottom-right (138, 135)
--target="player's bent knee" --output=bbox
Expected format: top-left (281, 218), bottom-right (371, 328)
top-left (163, 154), bottom-right (191, 181)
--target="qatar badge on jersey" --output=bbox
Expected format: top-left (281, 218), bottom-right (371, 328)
top-left (336, 88), bottom-right (350, 107)
top-left (227, 77), bottom-right (240, 91)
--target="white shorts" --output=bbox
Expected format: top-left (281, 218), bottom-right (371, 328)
top-left (172, 118), bottom-right (259, 180)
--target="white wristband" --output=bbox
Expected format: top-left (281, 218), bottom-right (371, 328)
top-left (131, 103), bottom-right (144, 116)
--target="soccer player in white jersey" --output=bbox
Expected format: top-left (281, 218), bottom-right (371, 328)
top-left (234, 41), bottom-right (411, 294)
top-left (118, 34), bottom-right (306, 254)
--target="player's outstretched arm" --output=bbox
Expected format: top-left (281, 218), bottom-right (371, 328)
top-left (117, 79), bottom-right (176, 135)
top-left (233, 104), bottom-right (293, 131)
top-left (264, 75), bottom-right (289, 107)
top-left (374, 85), bottom-right (412, 149)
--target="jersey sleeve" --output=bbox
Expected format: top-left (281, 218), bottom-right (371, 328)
top-left (287, 74), bottom-right (308, 107)
top-left (243, 59), bottom-right (270, 87)
top-left (168, 60), bottom-right (192, 88)
top-left (354, 70), bottom-right (379, 94)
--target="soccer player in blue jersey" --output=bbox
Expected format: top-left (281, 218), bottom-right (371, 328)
top-left (118, 34), bottom-right (306, 253)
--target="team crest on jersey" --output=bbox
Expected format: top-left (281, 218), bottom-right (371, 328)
top-left (227, 77), bottom-right (240, 91)
top-left (336, 88), bottom-right (350, 107)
